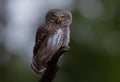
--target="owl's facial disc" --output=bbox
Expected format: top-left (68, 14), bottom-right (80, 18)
top-left (51, 15), bottom-right (65, 24)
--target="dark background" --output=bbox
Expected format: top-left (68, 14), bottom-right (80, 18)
top-left (0, 0), bottom-right (120, 82)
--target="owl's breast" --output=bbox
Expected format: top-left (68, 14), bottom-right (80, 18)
top-left (47, 29), bottom-right (63, 50)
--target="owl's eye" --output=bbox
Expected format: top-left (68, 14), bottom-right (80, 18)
top-left (60, 16), bottom-right (65, 20)
top-left (52, 15), bottom-right (57, 20)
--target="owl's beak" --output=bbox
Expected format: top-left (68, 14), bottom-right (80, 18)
top-left (57, 18), bottom-right (61, 24)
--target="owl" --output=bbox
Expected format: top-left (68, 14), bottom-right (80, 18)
top-left (31, 9), bottom-right (72, 77)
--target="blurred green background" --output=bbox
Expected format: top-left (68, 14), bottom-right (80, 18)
top-left (0, 0), bottom-right (120, 82)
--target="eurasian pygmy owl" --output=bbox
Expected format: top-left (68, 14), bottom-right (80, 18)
top-left (31, 9), bottom-right (72, 77)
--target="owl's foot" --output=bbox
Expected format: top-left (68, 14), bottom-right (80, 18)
top-left (59, 46), bottom-right (70, 52)
top-left (66, 46), bottom-right (71, 50)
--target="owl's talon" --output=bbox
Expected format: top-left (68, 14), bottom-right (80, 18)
top-left (67, 46), bottom-right (71, 50)
top-left (59, 46), bottom-right (70, 52)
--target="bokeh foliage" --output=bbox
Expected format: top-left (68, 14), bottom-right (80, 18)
top-left (0, 0), bottom-right (120, 82)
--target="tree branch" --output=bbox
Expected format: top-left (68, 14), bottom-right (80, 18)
top-left (39, 46), bottom-right (69, 82)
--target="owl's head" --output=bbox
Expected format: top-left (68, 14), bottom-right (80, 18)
top-left (45, 9), bottom-right (72, 25)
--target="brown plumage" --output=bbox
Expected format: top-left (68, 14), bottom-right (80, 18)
top-left (31, 9), bottom-right (72, 77)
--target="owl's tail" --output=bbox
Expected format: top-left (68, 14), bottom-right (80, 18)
top-left (30, 57), bottom-right (47, 77)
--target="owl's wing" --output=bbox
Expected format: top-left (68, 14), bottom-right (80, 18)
top-left (33, 25), bottom-right (51, 56)
top-left (31, 25), bottom-right (54, 77)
